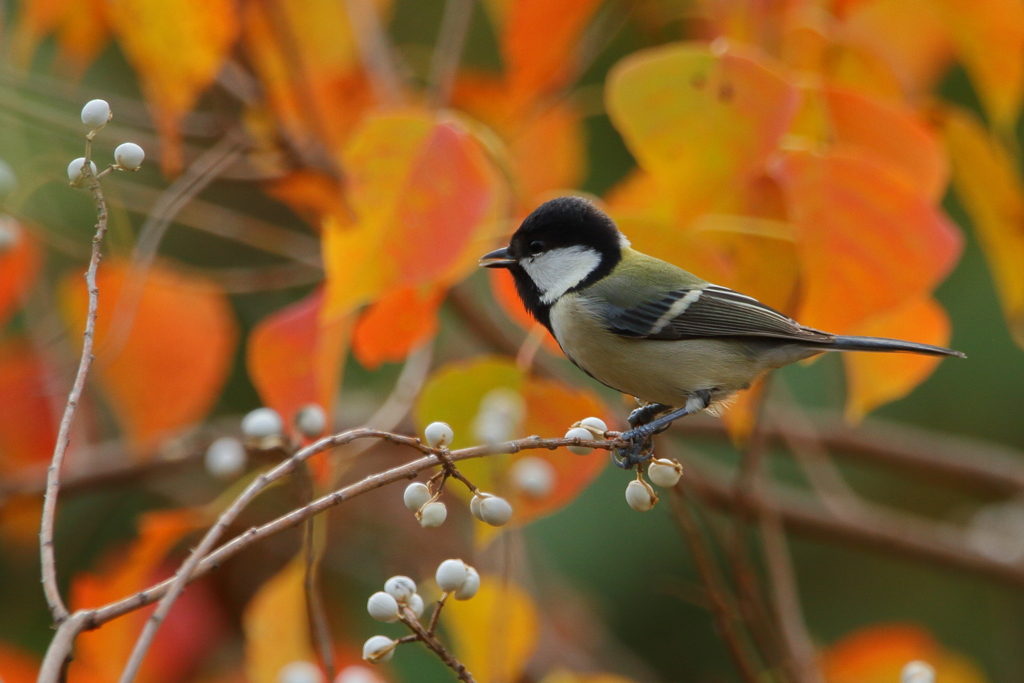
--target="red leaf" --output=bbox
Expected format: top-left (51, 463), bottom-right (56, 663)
top-left (247, 288), bottom-right (350, 430)
top-left (352, 284), bottom-right (445, 370)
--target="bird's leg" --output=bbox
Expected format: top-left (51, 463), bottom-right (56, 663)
top-left (627, 402), bottom-right (672, 429)
top-left (613, 390), bottom-right (712, 469)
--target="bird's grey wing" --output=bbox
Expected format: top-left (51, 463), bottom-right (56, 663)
top-left (600, 284), bottom-right (834, 342)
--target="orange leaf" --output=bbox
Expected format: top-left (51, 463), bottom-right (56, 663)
top-left (488, 268), bottom-right (563, 356)
top-left (243, 558), bottom-right (317, 683)
top-left (0, 338), bottom-right (60, 474)
top-left (606, 42), bottom-right (799, 225)
top-left (242, 0), bottom-right (383, 153)
top-left (821, 623), bottom-right (989, 683)
top-left (265, 170), bottom-right (349, 228)
top-left (443, 577), bottom-right (540, 683)
top-left (247, 288), bottom-right (350, 430)
top-left (843, 297), bottom-right (951, 421)
top-left (942, 107), bottom-right (1024, 349)
top-left (838, 0), bottom-right (953, 97)
top-left (0, 642), bottom-right (41, 683)
top-left (825, 87), bottom-right (948, 200)
top-left (323, 112), bottom-right (504, 318)
top-left (109, 0), bottom-right (239, 172)
top-left (498, 0), bottom-right (603, 104)
top-left (932, 0), bottom-right (1024, 131)
top-left (772, 150), bottom-right (962, 334)
top-left (453, 74), bottom-right (586, 206)
top-left (0, 220), bottom-right (41, 328)
top-left (10, 0), bottom-right (111, 71)
top-left (71, 509), bottom-right (212, 683)
top-left (59, 260), bottom-right (238, 448)
top-left (352, 284), bottom-right (445, 370)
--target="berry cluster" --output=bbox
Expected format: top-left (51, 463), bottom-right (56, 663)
top-left (362, 559), bottom-right (481, 665)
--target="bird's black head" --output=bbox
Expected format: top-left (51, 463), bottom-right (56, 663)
top-left (479, 196), bottom-right (626, 330)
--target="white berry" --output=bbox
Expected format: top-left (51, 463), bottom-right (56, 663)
top-left (114, 142), bottom-right (145, 171)
top-left (294, 403), bottom-right (327, 438)
top-left (383, 576), bottom-right (416, 603)
top-left (0, 159), bottom-right (16, 201)
top-left (362, 635), bottom-right (396, 663)
top-left (479, 495), bottom-right (513, 527)
top-left (366, 591), bottom-right (400, 622)
top-left (424, 421), bottom-right (454, 448)
top-left (407, 593), bottom-right (425, 618)
top-left (419, 501), bottom-right (447, 528)
top-left (580, 416), bottom-right (608, 434)
top-left (435, 559), bottom-right (469, 592)
top-left (241, 407), bottom-right (284, 439)
top-left (510, 456), bottom-right (555, 497)
top-left (648, 458), bottom-right (683, 488)
top-left (278, 661), bottom-right (323, 683)
top-left (80, 99), bottom-right (110, 129)
top-left (403, 482), bottom-right (431, 512)
top-left (565, 427), bottom-right (595, 455)
top-left (901, 661), bottom-right (935, 683)
top-left (335, 666), bottom-right (384, 683)
top-left (67, 158), bottom-right (97, 183)
top-left (472, 388), bottom-right (524, 443)
top-left (454, 566), bottom-right (480, 600)
top-left (204, 437), bottom-right (247, 479)
top-left (0, 219), bottom-right (21, 252)
top-left (626, 479), bottom-right (657, 512)
top-left (470, 493), bottom-right (484, 521)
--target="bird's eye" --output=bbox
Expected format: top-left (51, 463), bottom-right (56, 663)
top-left (528, 240), bottom-right (545, 254)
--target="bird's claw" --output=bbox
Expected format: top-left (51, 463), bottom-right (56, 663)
top-left (612, 425), bottom-right (657, 469)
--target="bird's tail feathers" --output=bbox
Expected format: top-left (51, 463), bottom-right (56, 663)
top-left (828, 335), bottom-right (966, 358)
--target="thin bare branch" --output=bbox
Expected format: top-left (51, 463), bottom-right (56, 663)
top-left (39, 156), bottom-right (110, 626)
top-left (102, 133), bottom-right (246, 358)
top-left (758, 509), bottom-right (824, 683)
top-left (669, 491), bottom-right (763, 683)
top-left (428, 0), bottom-right (474, 108)
top-left (401, 605), bottom-right (476, 683)
top-left (108, 431), bottom-right (620, 683)
top-left (345, 0), bottom-right (404, 106)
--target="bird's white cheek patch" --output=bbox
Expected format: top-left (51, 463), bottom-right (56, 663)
top-left (521, 247), bottom-right (601, 304)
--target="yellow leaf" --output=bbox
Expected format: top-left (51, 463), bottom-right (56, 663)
top-left (443, 577), bottom-right (539, 683)
top-left (933, 0), bottom-right (1024, 131)
top-left (243, 559), bottom-right (318, 683)
top-left (109, 0), bottom-right (239, 172)
top-left (322, 111), bottom-right (504, 320)
top-left (942, 107), bottom-right (1024, 349)
top-left (843, 297), bottom-right (950, 422)
top-left (415, 356), bottom-right (524, 453)
top-left (606, 42), bottom-right (799, 225)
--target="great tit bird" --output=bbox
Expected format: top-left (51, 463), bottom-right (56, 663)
top-left (479, 196), bottom-right (965, 467)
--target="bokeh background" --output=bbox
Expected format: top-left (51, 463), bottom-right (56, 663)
top-left (2, 1), bottom-right (1024, 682)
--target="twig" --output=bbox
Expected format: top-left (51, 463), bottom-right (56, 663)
top-left (758, 509), bottom-right (824, 683)
top-left (682, 457), bottom-right (1024, 589)
top-left (428, 0), bottom-right (474, 108)
top-left (101, 132), bottom-right (246, 358)
top-left (401, 605), bottom-right (476, 683)
top-left (669, 491), bottom-right (763, 683)
top-left (345, 0), bottom-right (404, 106)
top-left (107, 431), bottom-right (620, 683)
top-left (297, 466), bottom-right (334, 680)
top-left (39, 155), bottom-right (110, 626)
top-left (427, 592), bottom-right (448, 636)
top-left (35, 431), bottom-right (619, 682)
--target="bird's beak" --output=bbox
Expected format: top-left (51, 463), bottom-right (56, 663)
top-left (479, 247), bottom-right (516, 268)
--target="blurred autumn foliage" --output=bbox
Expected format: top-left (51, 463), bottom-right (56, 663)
top-left (2, 0), bottom-right (1024, 681)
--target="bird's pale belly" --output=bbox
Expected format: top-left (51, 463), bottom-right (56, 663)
top-left (549, 296), bottom-right (814, 407)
